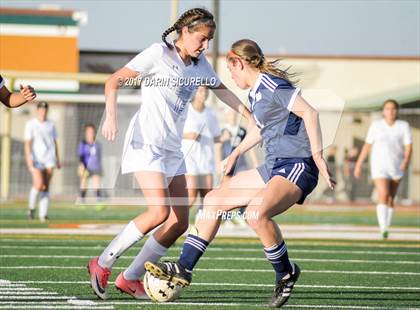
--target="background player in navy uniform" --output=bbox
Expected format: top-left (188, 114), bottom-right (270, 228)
top-left (145, 39), bottom-right (335, 308)
top-left (0, 74), bottom-right (36, 108)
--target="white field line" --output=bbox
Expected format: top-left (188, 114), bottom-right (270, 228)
top-left (100, 302), bottom-right (420, 310)
top-left (2, 265), bottom-right (420, 276)
top-left (0, 288), bottom-right (43, 291)
top-left (1, 254), bottom-right (418, 265)
top-left (11, 280), bottom-right (420, 291)
top-left (0, 296), bottom-right (75, 300)
top-left (0, 279), bottom-right (109, 309)
top-left (2, 300), bottom-right (417, 310)
top-left (0, 306), bottom-right (121, 310)
top-left (1, 238), bottom-right (419, 249)
top-left (0, 306), bottom-right (113, 310)
top-left (0, 291), bottom-right (58, 295)
top-left (1, 245), bottom-right (419, 256)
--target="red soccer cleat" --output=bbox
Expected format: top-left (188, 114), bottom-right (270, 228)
top-left (87, 256), bottom-right (111, 300)
top-left (115, 272), bottom-right (148, 300)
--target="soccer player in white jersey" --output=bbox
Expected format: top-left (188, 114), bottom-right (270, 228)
top-left (182, 86), bottom-right (221, 214)
top-left (354, 100), bottom-right (412, 239)
top-left (87, 8), bottom-right (252, 300)
top-left (0, 74), bottom-right (36, 108)
top-left (24, 101), bottom-right (60, 221)
top-left (145, 39), bottom-right (335, 308)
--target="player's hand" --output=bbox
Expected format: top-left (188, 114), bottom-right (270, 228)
top-left (222, 150), bottom-right (239, 176)
top-left (102, 117), bottom-right (118, 141)
top-left (314, 156), bottom-right (336, 190)
top-left (400, 161), bottom-right (409, 172)
top-left (354, 164), bottom-right (362, 179)
top-left (20, 84), bottom-right (36, 101)
top-left (28, 164), bottom-right (35, 173)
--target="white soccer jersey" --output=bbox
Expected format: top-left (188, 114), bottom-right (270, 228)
top-left (182, 106), bottom-right (221, 175)
top-left (366, 119), bottom-right (412, 179)
top-left (24, 118), bottom-right (57, 166)
top-left (124, 42), bottom-right (221, 151)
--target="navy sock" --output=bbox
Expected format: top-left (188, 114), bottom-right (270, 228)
top-left (264, 241), bottom-right (293, 282)
top-left (178, 234), bottom-right (209, 272)
top-left (80, 189), bottom-right (87, 198)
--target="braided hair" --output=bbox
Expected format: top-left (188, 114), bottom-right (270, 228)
top-left (162, 8), bottom-right (216, 64)
top-left (227, 39), bottom-right (298, 85)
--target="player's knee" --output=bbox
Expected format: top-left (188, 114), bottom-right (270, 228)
top-left (203, 190), bottom-right (223, 212)
top-left (152, 206), bottom-right (171, 225)
top-left (247, 211), bottom-right (268, 231)
top-left (172, 220), bottom-right (189, 236)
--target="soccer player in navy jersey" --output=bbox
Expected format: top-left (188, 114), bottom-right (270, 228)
top-left (145, 39), bottom-right (335, 308)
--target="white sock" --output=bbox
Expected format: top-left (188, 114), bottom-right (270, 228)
top-left (29, 187), bottom-right (39, 210)
top-left (123, 235), bottom-right (168, 280)
top-left (98, 221), bottom-right (144, 270)
top-left (386, 207), bottom-right (394, 229)
top-left (39, 191), bottom-right (49, 220)
top-left (376, 204), bottom-right (387, 233)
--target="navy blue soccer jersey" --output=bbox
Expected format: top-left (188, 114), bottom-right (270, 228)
top-left (251, 73), bottom-right (319, 203)
top-left (248, 73), bottom-right (311, 162)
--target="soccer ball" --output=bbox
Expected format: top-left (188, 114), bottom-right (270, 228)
top-left (143, 271), bottom-right (183, 302)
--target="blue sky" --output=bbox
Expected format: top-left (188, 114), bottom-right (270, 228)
top-left (1, 0), bottom-right (419, 56)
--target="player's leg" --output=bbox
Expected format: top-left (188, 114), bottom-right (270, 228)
top-left (89, 171), bottom-right (170, 299)
top-left (79, 173), bottom-right (88, 202)
top-left (116, 175), bottom-right (189, 299)
top-left (198, 174), bottom-right (213, 198)
top-left (101, 171), bottom-right (171, 268)
top-left (195, 174), bottom-right (213, 222)
top-left (386, 178), bottom-right (401, 233)
top-left (373, 178), bottom-right (391, 237)
top-left (91, 174), bottom-right (103, 202)
top-left (145, 169), bottom-right (265, 286)
top-left (28, 167), bottom-right (43, 219)
top-left (190, 168), bottom-right (264, 242)
top-left (246, 176), bottom-right (302, 308)
top-left (123, 175), bottom-right (188, 280)
top-left (185, 174), bottom-right (198, 207)
top-left (38, 168), bottom-right (53, 221)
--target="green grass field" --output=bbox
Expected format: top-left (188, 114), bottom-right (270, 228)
top-left (1, 202), bottom-right (419, 309)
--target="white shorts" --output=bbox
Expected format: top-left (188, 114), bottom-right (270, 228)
top-left (121, 143), bottom-right (186, 177)
top-left (371, 164), bottom-right (404, 180)
top-left (184, 153), bottom-right (215, 176)
top-left (33, 159), bottom-right (56, 170)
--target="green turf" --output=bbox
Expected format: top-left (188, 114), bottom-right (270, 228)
top-left (0, 237), bottom-right (419, 309)
top-left (1, 201), bottom-right (419, 309)
top-left (1, 201), bottom-right (419, 228)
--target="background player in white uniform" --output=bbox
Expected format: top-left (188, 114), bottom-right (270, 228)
top-left (146, 39), bottom-right (335, 308)
top-left (24, 101), bottom-right (60, 221)
top-left (182, 86), bottom-right (221, 212)
top-left (0, 74), bottom-right (36, 108)
top-left (87, 8), bottom-right (253, 300)
top-left (354, 100), bottom-right (412, 238)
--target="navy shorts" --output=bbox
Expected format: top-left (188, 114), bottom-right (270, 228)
top-left (257, 157), bottom-right (319, 204)
top-left (87, 168), bottom-right (102, 177)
